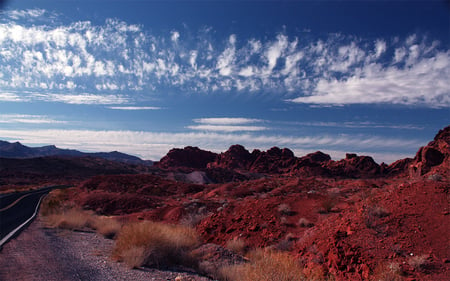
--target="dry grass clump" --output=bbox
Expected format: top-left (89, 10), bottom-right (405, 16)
top-left (277, 203), bottom-right (292, 215)
top-left (370, 262), bottom-right (403, 281)
top-left (43, 208), bottom-right (93, 230)
top-left (113, 221), bottom-right (200, 269)
top-left (368, 206), bottom-right (390, 218)
top-left (89, 216), bottom-right (122, 239)
top-left (42, 196), bottom-right (122, 239)
top-left (225, 237), bottom-right (247, 255)
top-left (39, 188), bottom-right (74, 216)
top-left (298, 218), bottom-right (314, 228)
top-left (220, 248), bottom-right (306, 281)
top-left (408, 254), bottom-right (430, 271)
top-left (318, 196), bottom-right (337, 214)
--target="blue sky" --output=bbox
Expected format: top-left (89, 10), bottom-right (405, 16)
top-left (0, 1), bottom-right (449, 163)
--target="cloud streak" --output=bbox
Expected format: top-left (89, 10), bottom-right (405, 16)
top-left (0, 9), bottom-right (448, 107)
top-left (0, 128), bottom-right (423, 163)
top-left (108, 106), bottom-right (162, 110)
top-left (189, 117), bottom-right (266, 132)
top-left (0, 114), bottom-right (67, 124)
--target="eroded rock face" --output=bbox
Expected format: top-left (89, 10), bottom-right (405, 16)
top-left (327, 155), bottom-right (381, 178)
top-left (409, 125), bottom-right (450, 176)
top-left (157, 146), bottom-right (217, 169)
top-left (209, 144), bottom-right (253, 170)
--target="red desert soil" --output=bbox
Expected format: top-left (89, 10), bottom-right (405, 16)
top-left (3, 125), bottom-right (449, 280)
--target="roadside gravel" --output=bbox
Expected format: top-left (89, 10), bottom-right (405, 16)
top-left (0, 217), bottom-right (213, 281)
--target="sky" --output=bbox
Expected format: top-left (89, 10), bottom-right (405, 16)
top-left (0, 0), bottom-right (449, 163)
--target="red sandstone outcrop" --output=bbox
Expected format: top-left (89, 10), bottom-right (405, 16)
top-left (409, 125), bottom-right (449, 177)
top-left (156, 146), bottom-right (217, 170)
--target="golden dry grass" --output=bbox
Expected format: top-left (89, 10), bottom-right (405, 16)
top-left (41, 194), bottom-right (122, 239)
top-left (225, 238), bottom-right (247, 255)
top-left (43, 208), bottom-right (92, 230)
top-left (112, 221), bottom-right (200, 269)
top-left (370, 262), bottom-right (403, 281)
top-left (220, 248), bottom-right (306, 281)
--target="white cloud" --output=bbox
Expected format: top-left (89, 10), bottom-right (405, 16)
top-left (265, 34), bottom-right (288, 73)
top-left (39, 93), bottom-right (129, 105)
top-left (290, 51), bottom-right (450, 107)
top-left (374, 39), bottom-right (386, 58)
top-left (171, 31), bottom-right (180, 43)
top-left (193, 117), bottom-right (263, 125)
top-left (0, 92), bottom-right (23, 102)
top-left (187, 125), bottom-right (267, 132)
top-left (0, 114), bottom-right (67, 124)
top-left (0, 128), bottom-right (422, 162)
top-left (0, 9), bottom-right (448, 108)
top-left (108, 106), bottom-right (161, 110)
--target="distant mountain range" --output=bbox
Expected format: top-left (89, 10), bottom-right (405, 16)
top-left (0, 140), bottom-right (153, 166)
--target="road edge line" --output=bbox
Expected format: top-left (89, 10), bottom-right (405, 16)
top-left (0, 193), bottom-right (47, 249)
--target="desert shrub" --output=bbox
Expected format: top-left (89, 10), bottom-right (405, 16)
top-left (40, 188), bottom-right (74, 216)
top-left (89, 216), bottom-right (122, 239)
top-left (370, 262), bottom-right (403, 281)
top-left (427, 173), bottom-right (442, 181)
top-left (180, 212), bottom-right (208, 227)
top-left (298, 218), bottom-right (314, 228)
top-left (274, 234), bottom-right (295, 252)
top-left (44, 208), bottom-right (93, 230)
top-left (220, 248), bottom-right (306, 281)
top-left (226, 238), bottom-right (247, 255)
top-left (318, 196), bottom-right (337, 214)
top-left (277, 203), bottom-right (292, 215)
top-left (408, 254), bottom-right (429, 271)
top-left (113, 221), bottom-right (200, 269)
top-left (365, 205), bottom-right (390, 232)
top-left (368, 206), bottom-right (390, 218)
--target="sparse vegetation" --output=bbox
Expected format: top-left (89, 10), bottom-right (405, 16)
top-left (298, 218), bottom-right (314, 228)
top-left (41, 190), bottom-right (122, 238)
top-left (427, 173), bottom-right (442, 181)
top-left (219, 248), bottom-right (306, 281)
top-left (318, 196), bottom-right (337, 213)
top-left (226, 237), bottom-right (247, 255)
top-left (370, 262), bottom-right (403, 281)
top-left (277, 203), bottom-right (292, 215)
top-left (112, 221), bottom-right (200, 269)
top-left (369, 206), bottom-right (390, 218)
top-left (408, 254), bottom-right (430, 271)
top-left (89, 216), bottom-right (122, 239)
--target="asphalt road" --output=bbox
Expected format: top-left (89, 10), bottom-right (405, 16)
top-left (0, 187), bottom-right (56, 247)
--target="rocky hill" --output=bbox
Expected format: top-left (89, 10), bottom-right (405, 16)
top-left (0, 140), bottom-right (152, 166)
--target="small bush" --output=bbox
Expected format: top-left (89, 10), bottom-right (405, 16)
top-left (113, 221), bottom-right (200, 269)
top-left (277, 203), bottom-right (292, 215)
top-left (298, 218), bottom-right (314, 228)
top-left (408, 254), bottom-right (429, 271)
top-left (180, 212), bottom-right (208, 227)
top-left (319, 196), bottom-right (337, 214)
top-left (370, 262), bottom-right (403, 281)
top-left (226, 238), bottom-right (247, 255)
top-left (44, 208), bottom-right (92, 230)
top-left (369, 206), bottom-right (390, 218)
top-left (40, 189), bottom-right (73, 216)
top-left (427, 174), bottom-right (442, 181)
top-left (89, 216), bottom-right (122, 239)
top-left (220, 248), bottom-right (306, 281)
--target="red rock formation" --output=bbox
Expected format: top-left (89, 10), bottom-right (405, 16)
top-left (409, 125), bottom-right (449, 177)
top-left (208, 144), bottom-right (254, 171)
top-left (156, 146), bottom-right (217, 169)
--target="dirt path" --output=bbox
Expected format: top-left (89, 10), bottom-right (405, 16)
top-left (0, 217), bottom-right (212, 281)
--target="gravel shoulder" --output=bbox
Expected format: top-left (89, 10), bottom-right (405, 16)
top-left (0, 217), bottom-right (212, 281)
